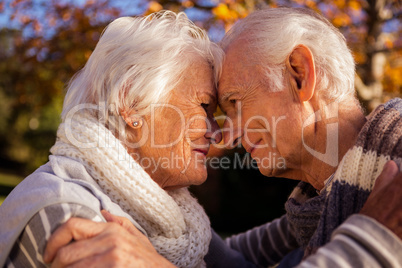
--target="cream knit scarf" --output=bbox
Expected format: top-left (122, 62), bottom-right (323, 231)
top-left (50, 110), bottom-right (211, 268)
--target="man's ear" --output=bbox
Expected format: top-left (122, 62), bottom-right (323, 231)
top-left (285, 44), bottom-right (316, 102)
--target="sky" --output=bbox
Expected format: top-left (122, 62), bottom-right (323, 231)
top-left (0, 0), bottom-right (225, 40)
top-left (0, 0), bottom-right (399, 43)
top-left (0, 0), bottom-right (144, 28)
top-left (0, 0), bottom-right (221, 26)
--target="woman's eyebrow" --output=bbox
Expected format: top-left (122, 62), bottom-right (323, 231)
top-left (198, 92), bottom-right (216, 102)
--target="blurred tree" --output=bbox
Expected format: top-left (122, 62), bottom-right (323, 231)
top-left (0, 0), bottom-right (120, 172)
top-left (304, 0), bottom-right (402, 110)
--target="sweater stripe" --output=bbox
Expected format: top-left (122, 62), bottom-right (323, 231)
top-left (7, 203), bottom-right (100, 267)
top-left (5, 258), bottom-right (15, 268)
top-left (17, 240), bottom-right (37, 268)
top-left (338, 223), bottom-right (399, 267)
top-left (226, 215), bottom-right (299, 266)
top-left (311, 246), bottom-right (352, 267)
top-left (38, 210), bottom-right (51, 241)
top-left (25, 225), bottom-right (46, 265)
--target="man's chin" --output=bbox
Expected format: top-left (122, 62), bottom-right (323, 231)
top-left (259, 166), bottom-right (286, 178)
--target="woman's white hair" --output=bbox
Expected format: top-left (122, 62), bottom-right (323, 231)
top-left (220, 7), bottom-right (355, 101)
top-left (61, 11), bottom-right (223, 128)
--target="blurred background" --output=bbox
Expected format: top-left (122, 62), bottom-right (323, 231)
top-left (0, 0), bottom-right (401, 235)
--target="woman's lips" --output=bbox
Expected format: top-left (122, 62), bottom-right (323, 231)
top-left (193, 148), bottom-right (209, 156)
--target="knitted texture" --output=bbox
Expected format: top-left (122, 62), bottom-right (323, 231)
top-left (285, 182), bottom-right (325, 248)
top-left (50, 111), bottom-right (211, 268)
top-left (285, 98), bottom-right (402, 258)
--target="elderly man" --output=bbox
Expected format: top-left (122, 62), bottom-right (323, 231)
top-left (215, 7), bottom-right (402, 267)
top-left (41, 7), bottom-right (402, 267)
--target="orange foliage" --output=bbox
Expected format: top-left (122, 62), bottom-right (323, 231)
top-left (182, 1), bottom-right (194, 8)
top-left (145, 1), bottom-right (163, 15)
top-left (383, 52), bottom-right (402, 94)
top-left (348, 0), bottom-right (361, 11)
top-left (213, 3), bottom-right (238, 21)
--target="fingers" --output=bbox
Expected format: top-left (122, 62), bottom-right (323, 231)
top-left (44, 218), bottom-right (109, 263)
top-left (51, 223), bottom-right (173, 268)
top-left (51, 223), bottom-right (135, 268)
top-left (101, 210), bottom-right (155, 251)
top-left (64, 248), bottom-right (150, 268)
top-left (101, 210), bottom-right (139, 236)
top-left (101, 210), bottom-right (146, 237)
top-left (45, 213), bottom-right (159, 267)
top-left (360, 160), bottom-right (402, 239)
top-left (373, 160), bottom-right (399, 192)
top-left (50, 233), bottom-right (112, 268)
top-left (64, 246), bottom-right (176, 268)
top-left (64, 250), bottom-right (121, 268)
top-left (101, 210), bottom-right (121, 224)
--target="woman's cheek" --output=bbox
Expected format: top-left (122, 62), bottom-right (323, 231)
top-left (186, 120), bottom-right (208, 140)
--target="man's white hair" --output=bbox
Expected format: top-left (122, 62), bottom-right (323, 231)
top-left (220, 7), bottom-right (355, 101)
top-left (61, 11), bottom-right (223, 124)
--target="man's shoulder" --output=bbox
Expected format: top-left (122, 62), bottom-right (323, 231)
top-left (383, 98), bottom-right (402, 114)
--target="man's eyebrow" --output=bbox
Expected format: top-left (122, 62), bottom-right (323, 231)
top-left (219, 91), bottom-right (239, 104)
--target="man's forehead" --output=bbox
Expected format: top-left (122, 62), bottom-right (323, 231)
top-left (222, 39), bottom-right (250, 65)
top-left (218, 46), bottom-right (259, 99)
top-left (217, 78), bottom-right (239, 102)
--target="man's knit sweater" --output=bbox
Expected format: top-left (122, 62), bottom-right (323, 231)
top-left (285, 98), bottom-right (402, 263)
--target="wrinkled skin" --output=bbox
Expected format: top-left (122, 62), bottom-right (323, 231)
top-left (122, 57), bottom-right (222, 190)
top-left (360, 161), bottom-right (402, 239)
top-left (44, 210), bottom-right (174, 268)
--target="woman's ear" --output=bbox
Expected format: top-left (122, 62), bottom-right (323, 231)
top-left (121, 110), bottom-right (143, 129)
top-left (285, 44), bottom-right (316, 102)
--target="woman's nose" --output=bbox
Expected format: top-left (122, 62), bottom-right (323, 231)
top-left (222, 118), bottom-right (242, 149)
top-left (205, 117), bottom-right (222, 144)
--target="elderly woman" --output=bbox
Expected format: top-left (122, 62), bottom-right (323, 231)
top-left (0, 11), bottom-right (224, 267)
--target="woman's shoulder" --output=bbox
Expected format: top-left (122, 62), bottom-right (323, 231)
top-left (3, 202), bottom-right (103, 267)
top-left (3, 156), bottom-right (103, 208)
top-left (0, 157), bottom-right (107, 266)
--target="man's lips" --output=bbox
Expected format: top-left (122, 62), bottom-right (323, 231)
top-left (245, 140), bottom-right (262, 155)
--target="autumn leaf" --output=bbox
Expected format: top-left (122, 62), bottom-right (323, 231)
top-left (145, 1), bottom-right (163, 15)
top-left (182, 1), bottom-right (194, 8)
top-left (213, 3), bottom-right (238, 21)
top-left (348, 0), bottom-right (361, 11)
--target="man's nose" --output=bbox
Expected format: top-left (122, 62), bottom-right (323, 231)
top-left (222, 119), bottom-right (242, 149)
